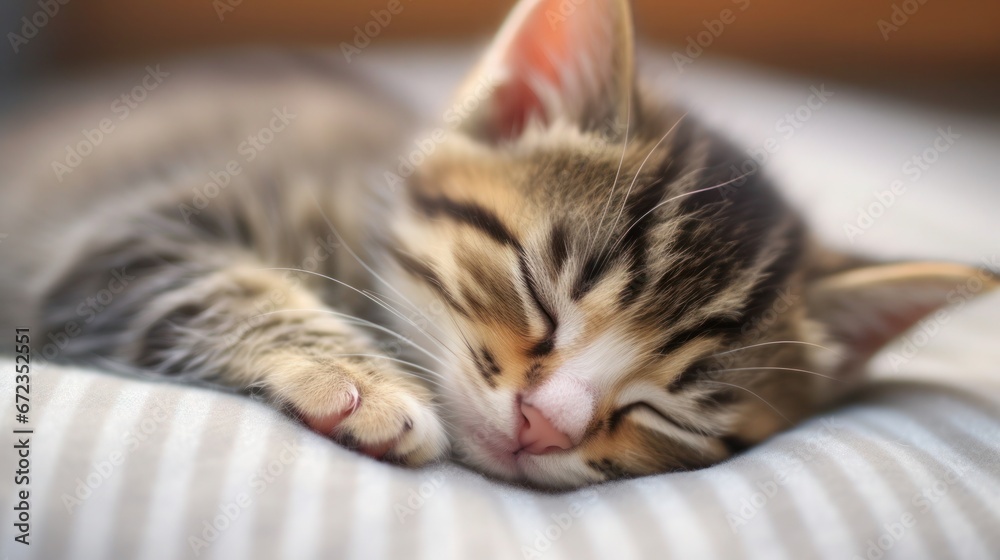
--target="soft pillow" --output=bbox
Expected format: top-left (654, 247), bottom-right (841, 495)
top-left (5, 360), bottom-right (999, 560)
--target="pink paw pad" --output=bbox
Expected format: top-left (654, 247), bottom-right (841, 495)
top-left (359, 418), bottom-right (410, 460)
top-left (358, 440), bottom-right (396, 460)
top-left (302, 392), bottom-right (359, 435)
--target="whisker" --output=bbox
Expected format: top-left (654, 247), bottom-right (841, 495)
top-left (364, 287), bottom-right (449, 342)
top-left (713, 366), bottom-right (842, 382)
top-left (303, 182), bottom-right (466, 362)
top-left (363, 288), bottom-right (423, 320)
top-left (603, 112), bottom-right (688, 254)
top-left (346, 245), bottom-right (464, 361)
top-left (364, 289), bottom-right (463, 362)
top-left (248, 308), bottom-right (448, 368)
top-left (438, 297), bottom-right (477, 364)
top-left (589, 94), bottom-right (632, 255)
top-left (608, 171), bottom-right (752, 257)
top-left (713, 340), bottom-right (843, 358)
top-left (703, 380), bottom-right (793, 425)
top-left (260, 267), bottom-right (456, 359)
top-left (304, 183), bottom-right (425, 315)
top-left (319, 353), bottom-right (450, 385)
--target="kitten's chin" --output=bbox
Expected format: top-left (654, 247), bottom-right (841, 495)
top-left (456, 432), bottom-right (522, 480)
top-left (456, 436), bottom-right (591, 489)
top-left (445, 399), bottom-right (593, 488)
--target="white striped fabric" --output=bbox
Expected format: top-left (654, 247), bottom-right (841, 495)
top-left (2, 359), bottom-right (999, 560)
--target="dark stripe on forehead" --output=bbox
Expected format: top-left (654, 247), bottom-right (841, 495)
top-left (389, 248), bottom-right (468, 317)
top-left (548, 224), bottom-right (569, 274)
top-left (658, 315), bottom-right (742, 358)
top-left (617, 154), bottom-right (688, 306)
top-left (576, 129), bottom-right (695, 304)
top-left (675, 140), bottom-right (789, 235)
top-left (572, 252), bottom-right (613, 301)
top-left (646, 141), bottom-right (797, 326)
top-left (411, 193), bottom-right (520, 249)
top-left (454, 244), bottom-right (527, 327)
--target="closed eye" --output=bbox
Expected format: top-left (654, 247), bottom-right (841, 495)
top-left (521, 268), bottom-right (555, 329)
top-left (518, 253), bottom-right (556, 355)
top-left (528, 288), bottom-right (555, 331)
top-left (618, 402), bottom-right (708, 437)
top-left (526, 291), bottom-right (556, 356)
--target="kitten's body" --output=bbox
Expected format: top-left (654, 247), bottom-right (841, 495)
top-left (2, 0), bottom-right (995, 489)
top-left (0, 53), bottom-right (398, 320)
top-left (1, 54), bottom-right (454, 463)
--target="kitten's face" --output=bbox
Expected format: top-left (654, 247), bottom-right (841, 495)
top-left (387, 121), bottom-right (838, 488)
top-left (382, 0), bottom-right (992, 488)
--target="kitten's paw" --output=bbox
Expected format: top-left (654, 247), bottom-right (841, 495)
top-left (268, 355), bottom-right (449, 466)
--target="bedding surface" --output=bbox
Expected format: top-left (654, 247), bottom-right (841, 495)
top-left (2, 364), bottom-right (1000, 560)
top-left (2, 46), bottom-right (999, 560)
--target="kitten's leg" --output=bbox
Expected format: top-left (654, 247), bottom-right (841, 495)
top-left (44, 256), bottom-right (449, 466)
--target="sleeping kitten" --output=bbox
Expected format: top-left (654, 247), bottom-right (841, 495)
top-left (1, 0), bottom-right (996, 489)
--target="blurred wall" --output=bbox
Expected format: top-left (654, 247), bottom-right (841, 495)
top-left (7, 0), bottom-right (1000, 84)
top-left (1, 0), bottom-right (32, 84)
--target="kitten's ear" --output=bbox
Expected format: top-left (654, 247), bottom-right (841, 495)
top-left (453, 0), bottom-right (636, 141)
top-left (806, 261), bottom-right (999, 374)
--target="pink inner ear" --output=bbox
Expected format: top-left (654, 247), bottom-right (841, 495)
top-left (493, 0), bottom-right (579, 139)
top-left (493, 76), bottom-right (546, 140)
top-left (854, 296), bottom-right (951, 362)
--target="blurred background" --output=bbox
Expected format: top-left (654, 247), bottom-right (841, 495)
top-left (2, 0), bottom-right (999, 111)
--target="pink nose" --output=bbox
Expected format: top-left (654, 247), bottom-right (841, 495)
top-left (518, 402), bottom-right (573, 454)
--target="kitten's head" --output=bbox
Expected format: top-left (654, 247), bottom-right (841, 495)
top-left (384, 0), bottom-right (997, 488)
